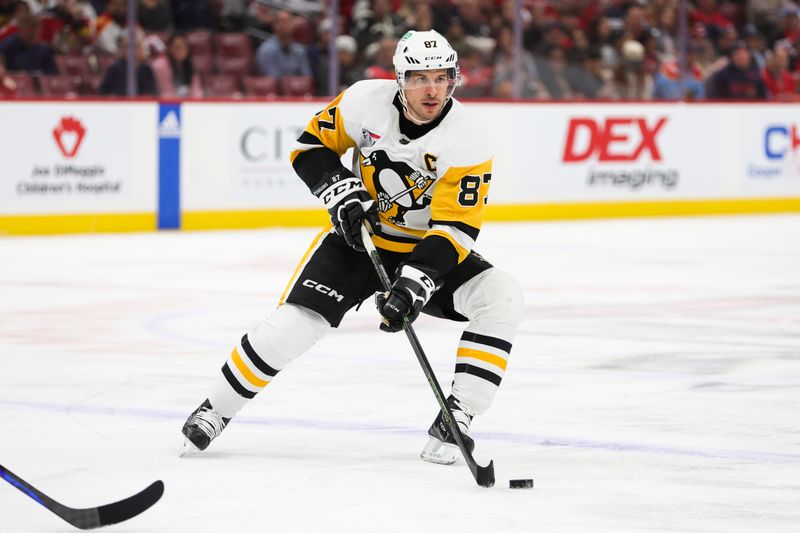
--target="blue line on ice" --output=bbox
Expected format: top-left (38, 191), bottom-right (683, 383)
top-left (2, 399), bottom-right (799, 464)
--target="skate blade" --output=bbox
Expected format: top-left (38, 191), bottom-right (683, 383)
top-left (178, 437), bottom-right (201, 458)
top-left (420, 437), bottom-right (459, 465)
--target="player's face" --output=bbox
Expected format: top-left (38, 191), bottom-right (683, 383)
top-left (403, 69), bottom-right (451, 122)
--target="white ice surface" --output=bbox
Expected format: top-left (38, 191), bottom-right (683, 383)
top-left (1, 216), bottom-right (799, 533)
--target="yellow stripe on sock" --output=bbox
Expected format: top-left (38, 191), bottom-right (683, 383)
top-left (457, 347), bottom-right (508, 371)
top-left (232, 347), bottom-right (269, 388)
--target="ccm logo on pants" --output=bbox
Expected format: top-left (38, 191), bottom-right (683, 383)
top-left (302, 279), bottom-right (345, 302)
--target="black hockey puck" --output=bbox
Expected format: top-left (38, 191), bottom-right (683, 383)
top-left (509, 479), bottom-right (534, 489)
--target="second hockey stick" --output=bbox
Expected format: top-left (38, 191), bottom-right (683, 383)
top-left (360, 223), bottom-right (495, 488)
top-left (0, 463), bottom-right (164, 530)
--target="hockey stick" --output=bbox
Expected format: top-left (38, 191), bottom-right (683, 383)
top-left (360, 223), bottom-right (495, 488)
top-left (378, 178), bottom-right (431, 212)
top-left (0, 464), bottom-right (164, 530)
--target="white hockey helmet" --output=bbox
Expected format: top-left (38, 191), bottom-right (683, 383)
top-left (393, 30), bottom-right (461, 103)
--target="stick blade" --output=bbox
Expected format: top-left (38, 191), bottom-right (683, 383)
top-left (471, 460), bottom-right (495, 488)
top-left (95, 480), bottom-right (164, 529)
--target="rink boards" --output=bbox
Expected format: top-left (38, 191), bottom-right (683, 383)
top-left (1, 100), bottom-right (799, 234)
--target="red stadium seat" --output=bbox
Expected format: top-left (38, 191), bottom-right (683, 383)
top-left (186, 30), bottom-right (213, 57)
top-left (56, 55), bottom-right (92, 78)
top-left (8, 73), bottom-right (37, 96)
top-left (214, 32), bottom-right (251, 58)
top-left (292, 17), bottom-right (313, 45)
top-left (215, 55), bottom-right (252, 77)
top-left (205, 74), bottom-right (241, 97)
top-left (94, 54), bottom-right (116, 75)
top-left (55, 55), bottom-right (92, 90)
top-left (81, 74), bottom-right (104, 95)
top-left (280, 76), bottom-right (313, 97)
top-left (191, 54), bottom-right (213, 77)
top-left (242, 76), bottom-right (278, 97)
top-left (39, 75), bottom-right (78, 97)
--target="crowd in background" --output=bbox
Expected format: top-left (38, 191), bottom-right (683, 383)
top-left (1, 0), bottom-right (799, 100)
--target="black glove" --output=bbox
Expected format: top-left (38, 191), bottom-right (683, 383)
top-left (312, 168), bottom-right (380, 251)
top-left (376, 265), bottom-right (436, 332)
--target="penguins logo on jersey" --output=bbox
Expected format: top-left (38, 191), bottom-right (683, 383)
top-left (360, 150), bottom-right (433, 226)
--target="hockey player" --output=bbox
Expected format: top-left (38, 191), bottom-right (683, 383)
top-left (180, 29), bottom-right (523, 466)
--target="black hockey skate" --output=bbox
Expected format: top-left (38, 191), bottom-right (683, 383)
top-left (179, 399), bottom-right (229, 456)
top-left (420, 395), bottom-right (474, 465)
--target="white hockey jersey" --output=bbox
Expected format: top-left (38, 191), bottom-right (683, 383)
top-left (290, 79), bottom-right (493, 263)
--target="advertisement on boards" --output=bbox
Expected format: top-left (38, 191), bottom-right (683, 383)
top-left (514, 105), bottom-right (722, 201)
top-left (229, 104), bottom-right (314, 205)
top-left (0, 103), bottom-right (156, 214)
top-left (180, 102), bottom-right (324, 210)
top-left (741, 106), bottom-right (800, 194)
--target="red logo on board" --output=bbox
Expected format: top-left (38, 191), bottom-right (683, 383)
top-left (52, 116), bottom-right (86, 158)
top-left (562, 117), bottom-right (668, 163)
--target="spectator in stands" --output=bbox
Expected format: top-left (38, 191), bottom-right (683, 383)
top-left (255, 9), bottom-right (311, 79)
top-left (137, 0), bottom-right (172, 33)
top-left (653, 51), bottom-right (706, 101)
top-left (215, 0), bottom-right (250, 32)
top-left (522, 1), bottom-right (548, 54)
top-left (241, 2), bottom-right (274, 40)
top-left (707, 41), bottom-right (767, 99)
top-left (588, 15), bottom-right (622, 70)
top-left (0, 0), bottom-right (29, 41)
top-left (458, 44), bottom-right (493, 98)
top-left (539, 21), bottom-right (572, 56)
top-left (493, 25), bottom-right (545, 99)
top-left (94, 0), bottom-right (132, 55)
top-left (715, 24), bottom-right (739, 57)
top-left (307, 17), bottom-right (330, 94)
top-left (780, 6), bottom-right (800, 45)
top-left (763, 44), bottom-right (797, 100)
top-left (151, 33), bottom-right (201, 97)
top-left (622, 3), bottom-right (650, 43)
top-left (0, 0), bottom-right (15, 28)
top-left (428, 0), bottom-right (457, 35)
top-left (569, 48), bottom-right (617, 99)
top-left (100, 31), bottom-right (157, 96)
top-left (613, 39), bottom-right (653, 100)
top-left (411, 2), bottom-right (434, 32)
top-left (0, 14), bottom-right (56, 73)
top-left (40, 0), bottom-right (93, 54)
top-left (747, 0), bottom-right (784, 44)
top-left (364, 36), bottom-right (396, 80)
top-left (317, 34), bottom-right (364, 96)
top-left (444, 17), bottom-right (469, 57)
top-left (538, 45), bottom-right (575, 99)
top-left (690, 0), bottom-right (732, 42)
top-left (171, 0), bottom-right (213, 32)
top-left (336, 35), bottom-right (365, 90)
top-left (353, 0), bottom-right (405, 51)
top-left (0, 51), bottom-right (18, 97)
top-left (742, 24), bottom-right (767, 70)
top-left (456, 0), bottom-right (492, 39)
top-left (651, 1), bottom-right (677, 58)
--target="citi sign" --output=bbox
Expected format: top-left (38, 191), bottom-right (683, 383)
top-left (764, 124), bottom-right (800, 160)
top-left (562, 117), bottom-right (668, 162)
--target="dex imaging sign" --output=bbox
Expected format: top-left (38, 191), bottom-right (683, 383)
top-left (560, 115), bottom-right (678, 191)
